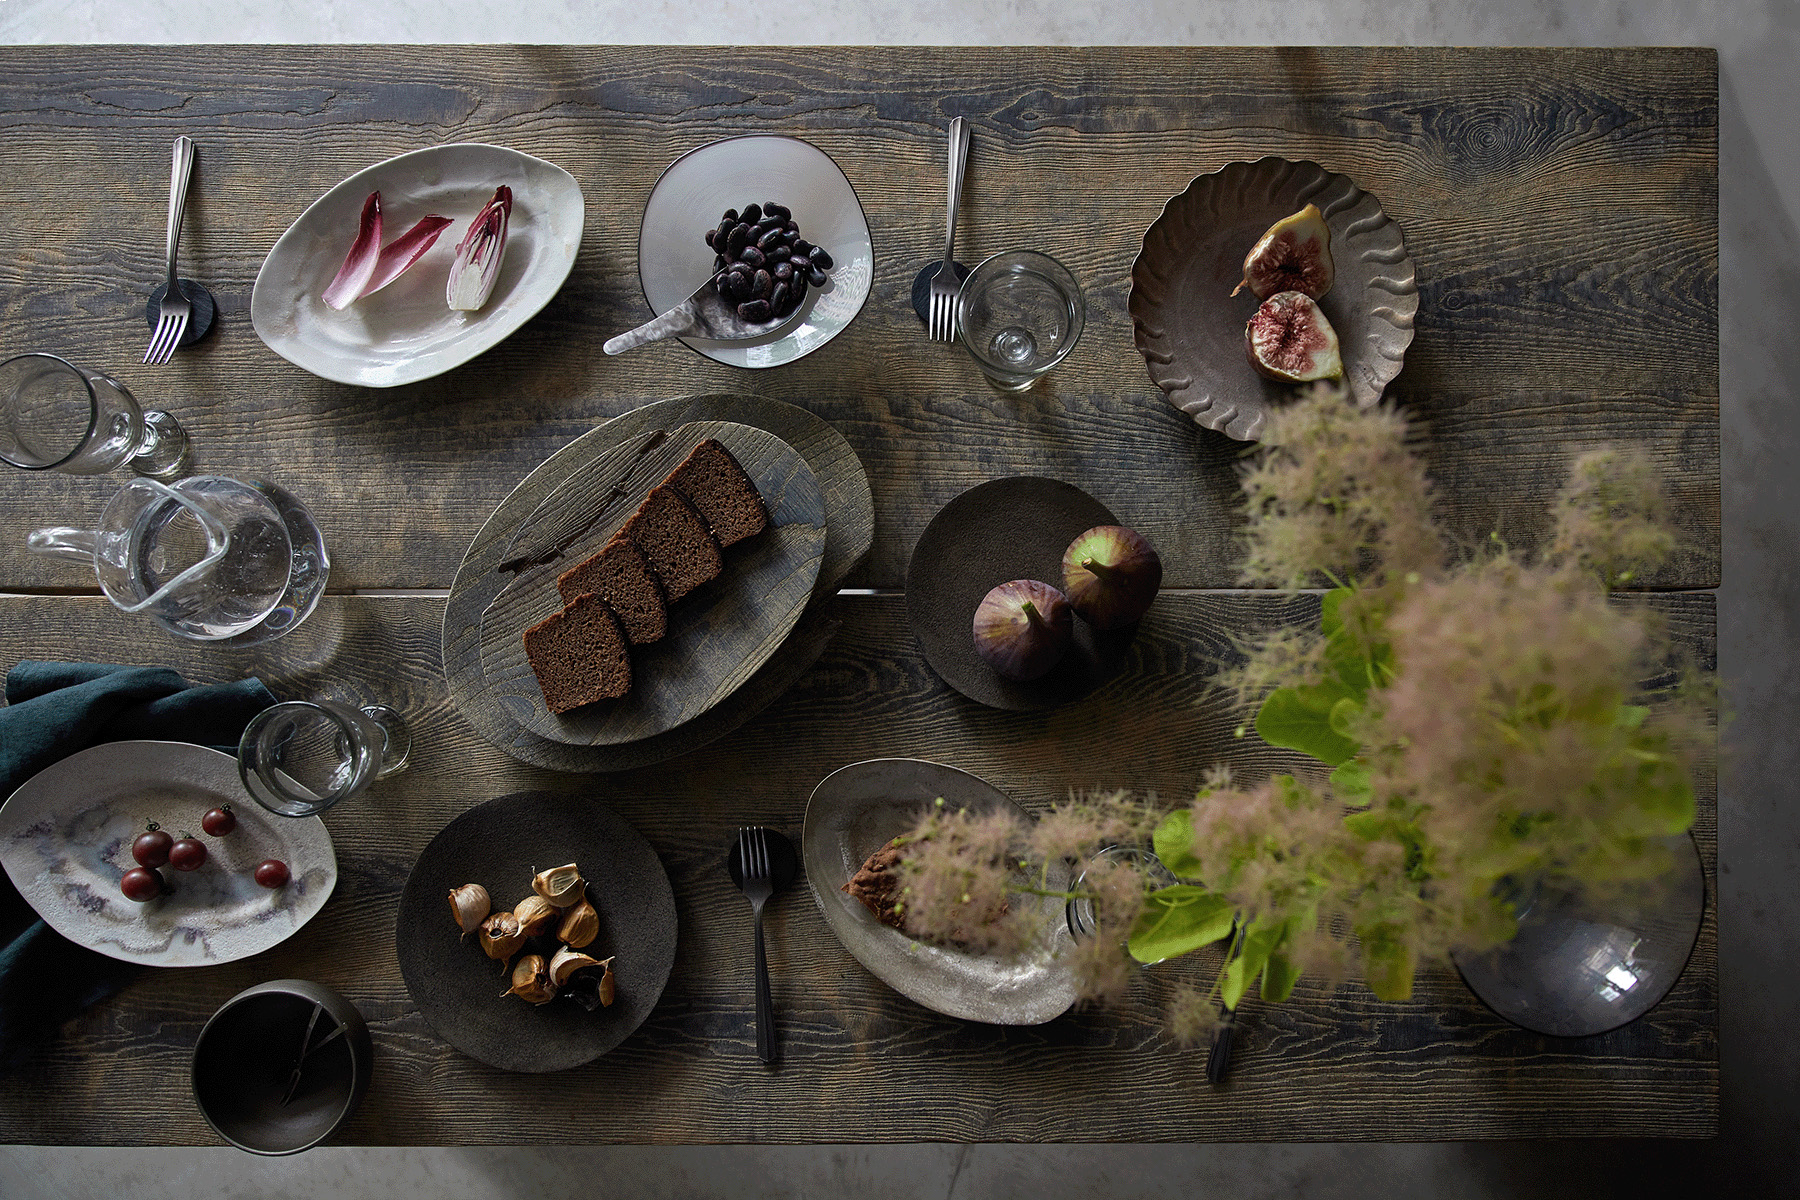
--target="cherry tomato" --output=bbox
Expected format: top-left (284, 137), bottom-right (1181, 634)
top-left (201, 805), bottom-right (237, 837)
top-left (168, 836), bottom-right (208, 872)
top-left (132, 824), bottom-right (172, 868)
top-left (254, 859), bottom-right (290, 888)
top-left (120, 867), bottom-right (163, 902)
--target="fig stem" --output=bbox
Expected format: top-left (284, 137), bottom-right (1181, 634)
top-left (1020, 600), bottom-right (1043, 627)
top-left (1081, 557), bottom-right (1120, 582)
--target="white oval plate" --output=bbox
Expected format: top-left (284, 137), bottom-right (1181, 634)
top-left (638, 135), bottom-right (873, 369)
top-left (252, 143), bottom-right (585, 388)
top-left (0, 741), bottom-right (337, 966)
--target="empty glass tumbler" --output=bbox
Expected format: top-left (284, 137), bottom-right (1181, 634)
top-left (0, 353), bottom-right (188, 477)
top-left (955, 250), bottom-right (1085, 391)
top-left (238, 700), bottom-right (411, 818)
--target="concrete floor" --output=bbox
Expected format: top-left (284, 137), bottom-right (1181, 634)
top-left (1, 1), bottom-right (1795, 1196)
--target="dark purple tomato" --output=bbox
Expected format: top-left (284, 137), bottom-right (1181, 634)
top-left (254, 859), bottom-right (290, 888)
top-left (120, 867), bottom-right (163, 902)
top-left (168, 836), bottom-right (207, 872)
top-left (132, 825), bottom-right (172, 868)
top-left (201, 805), bottom-right (237, 837)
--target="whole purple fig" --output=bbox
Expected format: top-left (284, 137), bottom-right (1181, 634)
top-left (972, 579), bottom-right (1073, 681)
top-left (1062, 526), bottom-right (1163, 630)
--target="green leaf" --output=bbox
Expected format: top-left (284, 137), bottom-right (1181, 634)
top-left (1320, 586), bottom-right (1352, 636)
top-left (1223, 916), bottom-right (1280, 1010)
top-left (1328, 696), bottom-right (1362, 739)
top-left (1342, 809), bottom-right (1385, 839)
top-left (1256, 686), bottom-right (1360, 766)
top-left (1127, 885), bottom-right (1234, 964)
top-left (1151, 809), bottom-right (1204, 880)
top-left (1615, 704), bottom-right (1650, 729)
top-left (1359, 922), bottom-right (1417, 1002)
top-left (1262, 947), bottom-right (1303, 1002)
top-left (1330, 760), bottom-right (1372, 802)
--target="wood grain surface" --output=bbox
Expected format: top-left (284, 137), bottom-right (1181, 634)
top-left (0, 46), bottom-right (1718, 593)
top-left (0, 592), bottom-right (1717, 1144)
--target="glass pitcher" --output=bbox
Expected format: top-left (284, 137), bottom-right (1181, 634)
top-left (27, 475), bottom-right (329, 643)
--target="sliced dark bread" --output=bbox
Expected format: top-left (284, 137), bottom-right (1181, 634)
top-left (524, 592), bottom-right (633, 713)
top-left (556, 532), bottom-right (669, 645)
top-left (665, 438), bottom-right (770, 548)
top-left (622, 484), bottom-right (722, 603)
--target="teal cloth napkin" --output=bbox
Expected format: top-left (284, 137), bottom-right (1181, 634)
top-left (0, 661), bottom-right (276, 1068)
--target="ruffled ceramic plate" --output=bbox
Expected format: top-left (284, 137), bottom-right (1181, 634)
top-left (252, 143), bottom-right (584, 388)
top-left (394, 790), bottom-right (677, 1073)
top-left (0, 741), bottom-right (336, 966)
top-left (1130, 157), bottom-right (1418, 441)
top-left (802, 758), bottom-right (1078, 1025)
top-left (637, 135), bottom-right (873, 368)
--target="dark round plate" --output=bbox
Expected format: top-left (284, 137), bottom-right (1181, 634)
top-left (395, 791), bottom-right (677, 1072)
top-left (1130, 156), bottom-right (1418, 442)
top-left (905, 476), bottom-right (1138, 711)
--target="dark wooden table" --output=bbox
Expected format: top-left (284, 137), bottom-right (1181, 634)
top-left (0, 46), bottom-right (1717, 1142)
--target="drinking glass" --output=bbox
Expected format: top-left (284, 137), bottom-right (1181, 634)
top-left (1065, 844), bottom-right (1177, 949)
top-left (0, 353), bottom-right (189, 478)
top-left (238, 700), bottom-right (411, 818)
top-left (955, 250), bottom-right (1085, 391)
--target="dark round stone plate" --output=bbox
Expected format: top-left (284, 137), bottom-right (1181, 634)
top-left (905, 476), bottom-right (1138, 711)
top-left (145, 279), bottom-right (217, 346)
top-left (396, 791), bottom-right (677, 1072)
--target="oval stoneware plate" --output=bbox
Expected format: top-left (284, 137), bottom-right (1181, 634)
top-left (637, 135), bottom-right (874, 369)
top-left (0, 741), bottom-right (336, 967)
top-left (1130, 156), bottom-right (1418, 441)
top-left (253, 143), bottom-right (584, 388)
top-left (803, 758), bottom-right (1077, 1025)
top-left (470, 420), bottom-right (826, 745)
top-left (395, 790), bottom-right (677, 1073)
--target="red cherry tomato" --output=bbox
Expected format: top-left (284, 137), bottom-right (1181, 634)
top-left (132, 825), bottom-right (172, 868)
top-left (201, 805), bottom-right (237, 837)
top-left (254, 859), bottom-right (290, 888)
top-left (168, 836), bottom-right (208, 872)
top-left (120, 867), bottom-right (163, 902)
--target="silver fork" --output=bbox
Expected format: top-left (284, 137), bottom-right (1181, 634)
top-left (737, 826), bottom-right (776, 1064)
top-left (927, 116), bottom-right (971, 342)
top-left (143, 136), bottom-right (195, 365)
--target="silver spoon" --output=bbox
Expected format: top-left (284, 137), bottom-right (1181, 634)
top-left (603, 276), bottom-right (807, 356)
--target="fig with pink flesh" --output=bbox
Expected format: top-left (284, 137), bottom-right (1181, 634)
top-left (972, 579), bottom-right (1073, 681)
top-left (1245, 291), bottom-right (1343, 383)
top-left (1232, 203), bottom-right (1335, 301)
top-left (1062, 526), bottom-right (1163, 630)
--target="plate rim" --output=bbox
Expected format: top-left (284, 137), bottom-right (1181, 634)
top-left (251, 141), bottom-right (586, 388)
top-left (634, 133), bottom-right (874, 370)
top-left (801, 756), bottom-right (1078, 1026)
top-left (0, 739), bottom-right (337, 967)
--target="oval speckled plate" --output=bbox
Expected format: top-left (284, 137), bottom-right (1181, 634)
top-left (1130, 157), bottom-right (1418, 441)
top-left (0, 741), bottom-right (336, 966)
top-left (802, 758), bottom-right (1077, 1025)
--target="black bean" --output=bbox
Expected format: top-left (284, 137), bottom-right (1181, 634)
top-left (790, 273), bottom-right (807, 304)
top-left (739, 245), bottom-right (765, 269)
top-left (725, 224), bottom-right (749, 255)
top-left (756, 227), bottom-right (786, 252)
top-left (737, 298), bottom-right (771, 322)
top-left (752, 268), bottom-right (772, 299)
top-left (713, 271), bottom-right (731, 295)
top-left (741, 203), bottom-right (762, 224)
top-left (808, 246), bottom-right (834, 270)
top-left (773, 260), bottom-right (794, 282)
top-left (752, 216), bottom-right (781, 235)
top-left (714, 254), bottom-right (726, 271)
top-left (792, 239), bottom-right (812, 257)
top-left (704, 228), bottom-right (716, 248)
top-left (722, 208), bottom-right (738, 222)
top-left (789, 253), bottom-right (811, 269)
top-left (764, 202), bottom-right (789, 220)
top-left (807, 265), bottom-right (828, 287)
top-left (729, 271), bottom-right (752, 300)
top-left (783, 219), bottom-right (798, 233)
top-left (770, 281), bottom-right (790, 312)
top-left (728, 260), bottom-right (751, 276)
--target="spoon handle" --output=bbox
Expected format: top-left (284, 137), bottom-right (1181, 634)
top-left (603, 300), bottom-right (703, 355)
top-left (753, 906), bottom-right (775, 1064)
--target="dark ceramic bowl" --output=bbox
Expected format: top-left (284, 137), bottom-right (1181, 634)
top-left (191, 979), bottom-right (372, 1154)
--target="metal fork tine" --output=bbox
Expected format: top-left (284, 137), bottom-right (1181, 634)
top-left (737, 826), bottom-right (751, 878)
top-left (753, 827), bottom-right (768, 879)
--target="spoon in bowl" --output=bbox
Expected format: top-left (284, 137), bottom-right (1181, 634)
top-left (603, 275), bottom-right (808, 356)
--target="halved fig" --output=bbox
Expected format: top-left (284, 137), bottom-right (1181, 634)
top-left (1245, 291), bottom-right (1343, 383)
top-left (1233, 203), bottom-right (1334, 300)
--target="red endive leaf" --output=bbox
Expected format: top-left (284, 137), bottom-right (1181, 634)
top-left (361, 214), bottom-right (454, 297)
top-left (321, 191), bottom-right (383, 310)
top-left (447, 185), bottom-right (513, 311)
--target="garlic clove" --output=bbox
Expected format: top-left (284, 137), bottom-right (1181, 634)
top-left (548, 945), bottom-right (602, 988)
top-left (556, 897), bottom-right (599, 948)
top-left (479, 910), bottom-right (526, 961)
top-left (504, 953), bottom-right (556, 1005)
top-left (448, 883), bottom-right (491, 936)
top-left (597, 957), bottom-right (616, 1007)
top-left (514, 893), bottom-right (559, 937)
top-left (533, 863), bottom-right (585, 908)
